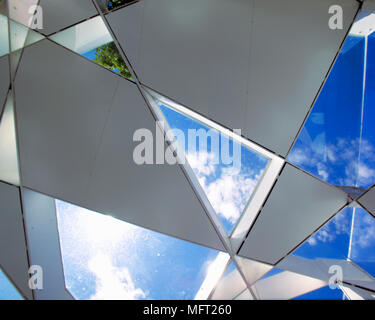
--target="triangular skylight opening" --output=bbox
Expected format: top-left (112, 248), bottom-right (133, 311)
top-left (288, 34), bottom-right (366, 188)
top-left (292, 285), bottom-right (344, 300)
top-left (154, 100), bottom-right (270, 235)
top-left (349, 207), bottom-right (375, 278)
top-left (292, 207), bottom-right (353, 261)
top-left (0, 268), bottom-right (23, 300)
top-left (289, 14), bottom-right (375, 192)
top-left (50, 16), bottom-right (133, 80)
top-left (55, 199), bottom-right (229, 300)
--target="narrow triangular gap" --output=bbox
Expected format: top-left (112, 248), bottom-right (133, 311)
top-left (55, 199), bottom-right (224, 300)
top-left (0, 268), bottom-right (23, 300)
top-left (349, 207), bottom-right (375, 278)
top-left (156, 102), bottom-right (269, 235)
top-left (0, 91), bottom-right (20, 186)
top-left (0, 13), bottom-right (9, 57)
top-left (288, 35), bottom-right (366, 188)
top-left (292, 207), bottom-right (354, 261)
top-left (258, 267), bottom-right (284, 281)
top-left (292, 285), bottom-right (344, 300)
top-left (335, 185), bottom-right (367, 200)
top-left (49, 16), bottom-right (133, 80)
top-left (97, 0), bottom-right (139, 13)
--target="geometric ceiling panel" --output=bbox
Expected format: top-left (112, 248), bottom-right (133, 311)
top-left (239, 164), bottom-right (348, 264)
top-left (15, 39), bottom-right (120, 205)
top-left (0, 181), bottom-right (32, 300)
top-left (358, 187), bottom-right (375, 217)
top-left (37, 0), bottom-right (97, 35)
top-left (245, 0), bottom-right (358, 156)
top-left (83, 79), bottom-right (225, 251)
top-left (14, 40), bottom-right (224, 251)
top-left (2, 0), bottom-right (374, 301)
top-left (105, 1), bottom-right (142, 67)
top-left (107, 0), bottom-right (359, 156)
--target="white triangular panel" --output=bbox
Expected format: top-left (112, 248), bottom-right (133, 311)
top-left (0, 92), bottom-right (20, 186)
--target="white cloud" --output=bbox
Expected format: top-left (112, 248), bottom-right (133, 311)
top-left (352, 213), bottom-right (375, 250)
top-left (289, 137), bottom-right (375, 187)
top-left (187, 151), bottom-right (261, 224)
top-left (88, 254), bottom-right (146, 300)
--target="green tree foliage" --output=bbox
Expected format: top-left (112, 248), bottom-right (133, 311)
top-left (94, 41), bottom-right (133, 80)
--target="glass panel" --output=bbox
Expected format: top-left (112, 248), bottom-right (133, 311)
top-left (50, 16), bottom-right (133, 80)
top-left (350, 207), bottom-right (375, 278)
top-left (292, 285), bottom-right (344, 300)
top-left (159, 103), bottom-right (269, 234)
top-left (0, 13), bottom-right (9, 57)
top-left (0, 91), bottom-right (20, 186)
top-left (293, 207), bottom-right (353, 260)
top-left (55, 200), bottom-right (228, 300)
top-left (0, 269), bottom-right (23, 300)
top-left (288, 35), bottom-right (366, 188)
top-left (9, 18), bottom-right (44, 52)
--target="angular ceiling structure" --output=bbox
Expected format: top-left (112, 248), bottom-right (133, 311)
top-left (0, 0), bottom-right (375, 300)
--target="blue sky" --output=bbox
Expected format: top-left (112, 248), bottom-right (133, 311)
top-left (55, 200), bottom-right (227, 300)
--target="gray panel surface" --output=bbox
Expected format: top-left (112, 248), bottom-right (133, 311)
top-left (0, 182), bottom-right (32, 299)
top-left (358, 187), bottom-right (375, 217)
top-left (109, 0), bottom-right (251, 131)
top-left (15, 39), bottom-right (120, 205)
top-left (245, 0), bottom-right (358, 156)
top-left (0, 55), bottom-right (9, 116)
top-left (108, 0), bottom-right (358, 156)
top-left (106, 1), bottom-right (143, 68)
top-left (39, 0), bottom-right (97, 35)
top-left (22, 189), bottom-right (72, 300)
top-left (239, 164), bottom-right (348, 264)
top-left (85, 79), bottom-right (225, 251)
